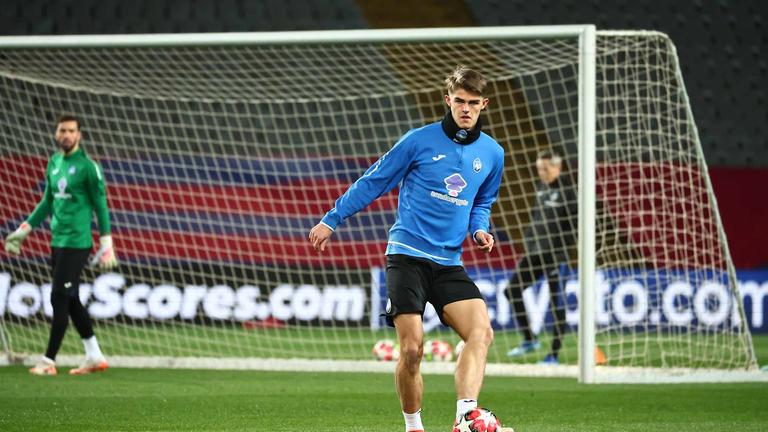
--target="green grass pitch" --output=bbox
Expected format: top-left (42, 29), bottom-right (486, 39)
top-left (1, 366), bottom-right (766, 431)
top-left (1, 333), bottom-right (767, 432)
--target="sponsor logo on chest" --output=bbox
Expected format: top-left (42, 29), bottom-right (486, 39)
top-left (540, 190), bottom-right (562, 207)
top-left (54, 177), bottom-right (72, 199)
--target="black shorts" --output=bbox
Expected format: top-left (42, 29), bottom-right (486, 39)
top-left (383, 254), bottom-right (483, 327)
top-left (51, 247), bottom-right (91, 297)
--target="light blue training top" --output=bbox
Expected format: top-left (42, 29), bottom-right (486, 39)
top-left (321, 120), bottom-right (504, 266)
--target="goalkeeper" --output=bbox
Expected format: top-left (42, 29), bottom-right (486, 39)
top-left (4, 114), bottom-right (117, 376)
top-left (505, 150), bottom-right (577, 365)
top-left (310, 67), bottom-right (511, 431)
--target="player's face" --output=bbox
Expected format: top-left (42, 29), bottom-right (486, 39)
top-left (445, 88), bottom-right (488, 130)
top-left (55, 120), bottom-right (81, 154)
top-left (536, 158), bottom-right (561, 184)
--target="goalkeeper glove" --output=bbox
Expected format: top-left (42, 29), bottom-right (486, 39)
top-left (4, 222), bottom-right (31, 255)
top-left (90, 235), bottom-right (118, 271)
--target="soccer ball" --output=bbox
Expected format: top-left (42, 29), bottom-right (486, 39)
top-left (454, 339), bottom-right (466, 357)
top-left (423, 339), bottom-right (453, 362)
top-left (372, 339), bottom-right (400, 361)
top-left (453, 407), bottom-right (503, 432)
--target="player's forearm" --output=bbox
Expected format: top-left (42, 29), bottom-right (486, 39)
top-left (322, 167), bottom-right (403, 229)
top-left (320, 208), bottom-right (342, 230)
top-left (89, 169), bottom-right (111, 235)
top-left (26, 195), bottom-right (52, 228)
top-left (27, 163), bottom-right (54, 228)
top-left (469, 191), bottom-right (497, 234)
top-left (95, 205), bottom-right (111, 236)
top-left (322, 133), bottom-right (413, 230)
top-left (469, 163), bottom-right (502, 235)
top-left (321, 187), bottom-right (378, 230)
top-left (468, 210), bottom-right (491, 236)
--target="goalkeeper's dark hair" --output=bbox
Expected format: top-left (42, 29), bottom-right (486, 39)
top-left (57, 113), bottom-right (81, 130)
top-left (445, 66), bottom-right (487, 95)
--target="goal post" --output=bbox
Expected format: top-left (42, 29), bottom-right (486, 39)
top-left (577, 24), bottom-right (597, 384)
top-left (0, 26), bottom-right (761, 383)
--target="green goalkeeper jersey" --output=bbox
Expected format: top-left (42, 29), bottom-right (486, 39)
top-left (26, 147), bottom-right (111, 249)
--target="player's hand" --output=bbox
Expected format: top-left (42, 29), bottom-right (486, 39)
top-left (4, 222), bottom-right (31, 255)
top-left (309, 223), bottom-right (334, 253)
top-left (474, 230), bottom-right (494, 254)
top-left (90, 235), bottom-right (118, 271)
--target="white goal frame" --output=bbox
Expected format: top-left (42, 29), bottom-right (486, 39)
top-left (1, 25), bottom-right (763, 384)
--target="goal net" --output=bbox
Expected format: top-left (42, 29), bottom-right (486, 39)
top-left (0, 28), bottom-right (758, 381)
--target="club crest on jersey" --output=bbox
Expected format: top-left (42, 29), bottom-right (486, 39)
top-left (68, 166), bottom-right (76, 175)
top-left (444, 173), bottom-right (467, 197)
top-left (473, 157), bottom-right (482, 173)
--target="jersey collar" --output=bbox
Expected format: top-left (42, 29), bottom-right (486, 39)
top-left (62, 146), bottom-right (84, 159)
top-left (441, 111), bottom-right (482, 145)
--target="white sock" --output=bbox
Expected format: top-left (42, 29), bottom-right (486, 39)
top-left (83, 336), bottom-right (104, 360)
top-left (41, 356), bottom-right (55, 365)
top-left (456, 399), bottom-right (477, 420)
top-left (403, 409), bottom-right (424, 432)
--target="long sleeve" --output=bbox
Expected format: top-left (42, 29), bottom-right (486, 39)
top-left (468, 150), bottom-right (504, 236)
top-left (321, 132), bottom-right (416, 230)
top-left (562, 176), bottom-right (578, 235)
top-left (87, 160), bottom-right (111, 236)
top-left (26, 162), bottom-right (53, 228)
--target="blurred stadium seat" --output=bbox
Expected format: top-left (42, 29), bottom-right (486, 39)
top-left (0, 0), bottom-right (765, 267)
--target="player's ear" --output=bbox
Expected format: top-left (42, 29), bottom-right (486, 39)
top-left (444, 93), bottom-right (451, 106)
top-left (481, 98), bottom-right (489, 110)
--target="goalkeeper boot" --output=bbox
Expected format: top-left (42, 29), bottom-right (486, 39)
top-left (506, 340), bottom-right (540, 357)
top-left (69, 357), bottom-right (108, 375)
top-left (537, 353), bottom-right (559, 365)
top-left (29, 356), bottom-right (57, 376)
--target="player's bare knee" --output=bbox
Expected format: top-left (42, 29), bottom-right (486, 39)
top-left (467, 325), bottom-right (494, 349)
top-left (482, 325), bottom-right (494, 348)
top-left (399, 343), bottom-right (423, 370)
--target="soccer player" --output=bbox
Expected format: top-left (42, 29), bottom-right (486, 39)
top-left (309, 67), bottom-right (508, 432)
top-left (4, 114), bottom-right (117, 376)
top-left (505, 150), bottom-right (577, 365)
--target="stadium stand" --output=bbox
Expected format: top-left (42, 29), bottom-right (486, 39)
top-left (0, 0), bottom-right (763, 166)
top-left (0, 0), bottom-right (765, 268)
